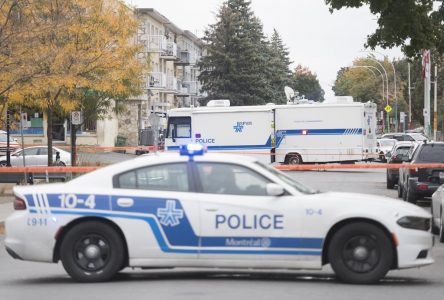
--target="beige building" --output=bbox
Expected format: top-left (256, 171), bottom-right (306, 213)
top-left (118, 8), bottom-right (205, 146)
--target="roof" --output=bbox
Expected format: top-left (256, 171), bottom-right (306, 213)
top-left (135, 8), bottom-right (183, 35)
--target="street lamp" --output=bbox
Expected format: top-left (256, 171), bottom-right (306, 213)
top-left (349, 65), bottom-right (386, 104)
top-left (361, 50), bottom-right (398, 131)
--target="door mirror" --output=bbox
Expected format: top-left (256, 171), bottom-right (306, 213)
top-left (266, 183), bottom-right (285, 197)
top-left (172, 127), bottom-right (176, 143)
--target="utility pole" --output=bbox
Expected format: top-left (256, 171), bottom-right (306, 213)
top-left (434, 65), bottom-right (438, 141)
top-left (423, 50), bottom-right (431, 137)
top-left (408, 63), bottom-right (412, 128)
top-left (6, 110), bottom-right (11, 167)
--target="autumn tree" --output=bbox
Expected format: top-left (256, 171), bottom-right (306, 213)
top-left (7, 0), bottom-right (144, 165)
top-left (290, 65), bottom-right (324, 101)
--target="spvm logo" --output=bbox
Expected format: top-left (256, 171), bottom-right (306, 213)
top-left (233, 121), bottom-right (253, 133)
top-left (157, 200), bottom-right (184, 227)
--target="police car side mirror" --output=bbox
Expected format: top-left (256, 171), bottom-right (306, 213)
top-left (266, 183), bottom-right (285, 197)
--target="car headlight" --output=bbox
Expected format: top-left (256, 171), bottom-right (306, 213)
top-left (397, 216), bottom-right (431, 231)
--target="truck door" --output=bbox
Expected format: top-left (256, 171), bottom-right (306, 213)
top-left (166, 117), bottom-right (192, 150)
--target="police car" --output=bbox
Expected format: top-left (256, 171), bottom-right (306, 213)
top-left (5, 145), bottom-right (433, 284)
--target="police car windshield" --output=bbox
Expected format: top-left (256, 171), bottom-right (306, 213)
top-left (255, 162), bottom-right (318, 194)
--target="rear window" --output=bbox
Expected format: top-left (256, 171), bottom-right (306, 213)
top-left (417, 144), bottom-right (444, 162)
top-left (395, 146), bottom-right (412, 156)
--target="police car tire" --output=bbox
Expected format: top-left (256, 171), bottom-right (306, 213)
top-left (328, 222), bottom-right (393, 284)
top-left (60, 221), bottom-right (124, 282)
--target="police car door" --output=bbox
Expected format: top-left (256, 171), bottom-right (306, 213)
top-left (111, 162), bottom-right (200, 262)
top-left (193, 162), bottom-right (305, 268)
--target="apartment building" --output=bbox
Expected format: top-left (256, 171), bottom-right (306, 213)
top-left (118, 8), bottom-right (205, 145)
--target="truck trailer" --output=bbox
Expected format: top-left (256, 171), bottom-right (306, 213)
top-left (165, 100), bottom-right (377, 164)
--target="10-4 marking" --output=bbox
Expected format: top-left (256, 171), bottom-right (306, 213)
top-left (59, 194), bottom-right (96, 209)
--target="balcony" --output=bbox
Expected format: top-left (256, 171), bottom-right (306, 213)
top-left (160, 41), bottom-right (178, 60)
top-left (139, 35), bottom-right (167, 53)
top-left (183, 81), bottom-right (199, 95)
top-left (166, 76), bottom-right (178, 93)
top-left (175, 49), bottom-right (191, 65)
top-left (147, 72), bottom-right (167, 90)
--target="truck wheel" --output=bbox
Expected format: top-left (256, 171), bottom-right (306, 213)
top-left (287, 155), bottom-right (302, 165)
top-left (386, 172), bottom-right (395, 189)
top-left (406, 185), bottom-right (417, 204)
top-left (60, 221), bottom-right (124, 282)
top-left (328, 222), bottom-right (393, 284)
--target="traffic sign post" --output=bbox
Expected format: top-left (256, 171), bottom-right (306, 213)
top-left (71, 111), bottom-right (83, 125)
top-left (384, 105), bottom-right (392, 133)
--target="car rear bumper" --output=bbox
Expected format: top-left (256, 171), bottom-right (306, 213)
top-left (408, 178), bottom-right (440, 197)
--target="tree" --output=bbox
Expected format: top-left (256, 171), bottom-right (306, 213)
top-left (198, 0), bottom-right (275, 106)
top-left (268, 29), bottom-right (293, 103)
top-left (325, 0), bottom-right (441, 57)
top-left (291, 65), bottom-right (325, 101)
top-left (6, 0), bottom-right (144, 165)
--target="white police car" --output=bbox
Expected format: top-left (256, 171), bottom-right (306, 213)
top-left (5, 145), bottom-right (433, 284)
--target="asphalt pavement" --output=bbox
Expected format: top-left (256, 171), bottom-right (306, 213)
top-left (0, 169), bottom-right (443, 300)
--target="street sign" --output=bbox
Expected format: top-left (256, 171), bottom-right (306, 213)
top-left (384, 105), bottom-right (392, 113)
top-left (20, 112), bottom-right (28, 129)
top-left (400, 112), bottom-right (405, 123)
top-left (71, 111), bottom-right (83, 125)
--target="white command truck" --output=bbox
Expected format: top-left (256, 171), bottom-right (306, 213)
top-left (165, 100), bottom-right (377, 164)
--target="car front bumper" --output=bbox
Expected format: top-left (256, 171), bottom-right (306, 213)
top-left (396, 227), bottom-right (434, 269)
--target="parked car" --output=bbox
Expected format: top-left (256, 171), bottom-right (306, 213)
top-left (386, 142), bottom-right (414, 189)
top-left (398, 142), bottom-right (444, 203)
top-left (431, 185), bottom-right (444, 242)
top-left (0, 146), bottom-right (71, 167)
top-left (0, 130), bottom-right (20, 155)
top-left (381, 132), bottom-right (429, 142)
top-left (376, 138), bottom-right (396, 162)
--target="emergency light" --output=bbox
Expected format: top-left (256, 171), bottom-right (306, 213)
top-left (179, 144), bottom-right (205, 159)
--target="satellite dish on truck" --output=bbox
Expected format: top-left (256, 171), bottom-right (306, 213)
top-left (284, 86), bottom-right (295, 102)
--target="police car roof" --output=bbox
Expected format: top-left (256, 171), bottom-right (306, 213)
top-left (68, 152), bottom-right (259, 188)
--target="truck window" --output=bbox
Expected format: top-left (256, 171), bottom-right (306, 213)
top-left (167, 117), bottom-right (191, 138)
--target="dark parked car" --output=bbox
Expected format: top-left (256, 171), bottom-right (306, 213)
top-left (386, 142), bottom-right (414, 189)
top-left (398, 142), bottom-right (444, 203)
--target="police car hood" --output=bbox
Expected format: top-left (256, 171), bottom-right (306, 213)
top-left (312, 191), bottom-right (431, 218)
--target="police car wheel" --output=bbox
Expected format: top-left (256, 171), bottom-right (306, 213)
top-left (60, 221), bottom-right (124, 282)
top-left (328, 222), bottom-right (393, 284)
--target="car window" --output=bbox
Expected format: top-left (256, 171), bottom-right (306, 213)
top-left (22, 148), bottom-right (39, 156)
top-left (395, 146), bottom-right (411, 156)
top-left (417, 144), bottom-right (444, 162)
top-left (196, 163), bottom-right (271, 196)
top-left (116, 163), bottom-right (189, 192)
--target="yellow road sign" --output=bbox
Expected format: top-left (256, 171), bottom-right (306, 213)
top-left (384, 105), bottom-right (392, 113)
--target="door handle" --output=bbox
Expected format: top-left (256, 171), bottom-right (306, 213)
top-left (205, 208), bottom-right (218, 212)
top-left (117, 198), bottom-right (134, 208)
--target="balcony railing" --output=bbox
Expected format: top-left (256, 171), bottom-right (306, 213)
top-left (147, 72), bottom-right (167, 89)
top-left (160, 41), bottom-right (178, 59)
top-left (139, 35), bottom-right (167, 53)
top-left (166, 76), bottom-right (178, 92)
top-left (183, 81), bottom-right (199, 95)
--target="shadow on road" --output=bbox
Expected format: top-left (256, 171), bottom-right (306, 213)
top-left (9, 270), bottom-right (434, 286)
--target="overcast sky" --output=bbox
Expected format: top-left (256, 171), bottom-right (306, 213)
top-left (126, 0), bottom-right (403, 98)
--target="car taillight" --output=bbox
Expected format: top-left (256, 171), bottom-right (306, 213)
top-left (391, 155), bottom-right (398, 161)
top-left (409, 168), bottom-right (418, 176)
top-left (14, 196), bottom-right (27, 210)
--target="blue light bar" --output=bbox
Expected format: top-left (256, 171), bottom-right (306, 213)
top-left (179, 144), bottom-right (205, 158)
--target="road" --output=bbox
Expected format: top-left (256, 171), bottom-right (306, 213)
top-left (0, 169), bottom-right (443, 300)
